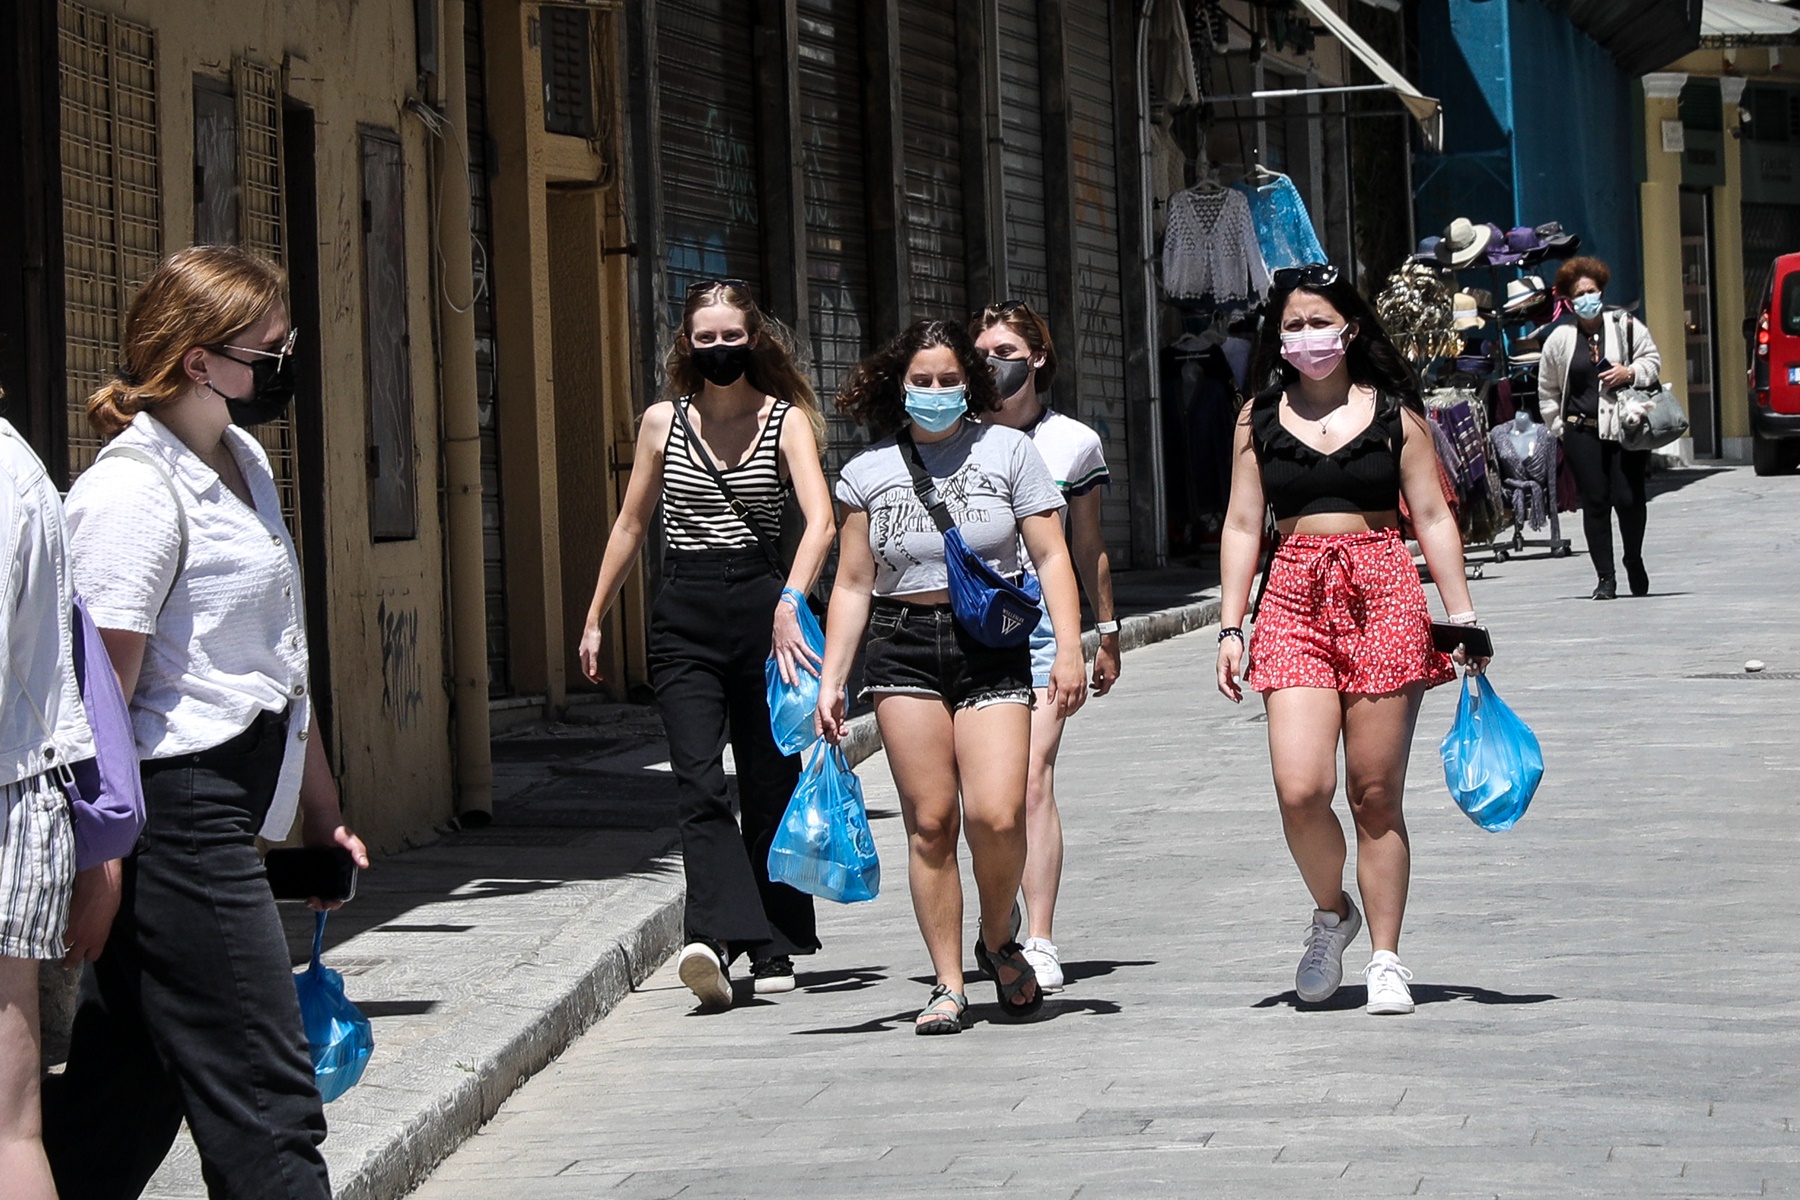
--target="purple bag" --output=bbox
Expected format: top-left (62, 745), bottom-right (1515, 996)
top-left (67, 594), bottom-right (145, 870)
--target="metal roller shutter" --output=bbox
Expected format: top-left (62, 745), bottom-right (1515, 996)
top-left (658, 0), bottom-right (763, 325)
top-left (998, 0), bottom-right (1049, 312)
top-left (1065, 1), bottom-right (1131, 564)
top-left (466, 0), bottom-right (510, 695)
top-left (797, 0), bottom-right (868, 472)
top-left (899, 0), bottom-right (966, 322)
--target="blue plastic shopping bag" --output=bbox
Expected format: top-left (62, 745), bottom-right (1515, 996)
top-left (767, 742), bottom-right (881, 903)
top-left (764, 598), bottom-right (827, 756)
top-left (294, 912), bottom-right (374, 1102)
top-left (1439, 673), bottom-right (1545, 832)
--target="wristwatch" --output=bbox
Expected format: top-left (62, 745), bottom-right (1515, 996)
top-left (1094, 619), bottom-right (1121, 636)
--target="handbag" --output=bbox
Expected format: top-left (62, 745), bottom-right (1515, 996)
top-left (1617, 385), bottom-right (1690, 451)
top-left (1613, 315), bottom-right (1689, 451)
top-left (896, 429), bottom-right (1041, 647)
top-left (65, 595), bottom-right (146, 870)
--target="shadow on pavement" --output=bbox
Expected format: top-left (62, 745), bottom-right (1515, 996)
top-left (1252, 984), bottom-right (1560, 1010)
top-left (1059, 959), bottom-right (1157, 985)
top-left (799, 967), bottom-right (890, 993)
top-left (790, 1009), bottom-right (924, 1035)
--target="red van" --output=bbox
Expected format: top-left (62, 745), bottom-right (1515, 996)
top-left (1751, 252), bottom-right (1800, 475)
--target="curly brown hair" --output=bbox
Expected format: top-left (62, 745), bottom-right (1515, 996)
top-left (1554, 256), bottom-right (1611, 297)
top-left (835, 319), bottom-right (999, 439)
top-left (970, 300), bottom-right (1058, 394)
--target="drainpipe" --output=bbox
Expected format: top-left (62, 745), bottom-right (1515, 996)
top-left (433, 0), bottom-right (494, 822)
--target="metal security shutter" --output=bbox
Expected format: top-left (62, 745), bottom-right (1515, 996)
top-left (797, 0), bottom-right (868, 473)
top-left (58, 0), bottom-right (160, 480)
top-left (467, 0), bottom-right (510, 695)
top-left (1065, 1), bottom-right (1131, 564)
top-left (658, 0), bottom-right (763, 326)
top-left (899, 0), bottom-right (965, 321)
top-left (998, 0), bottom-right (1049, 311)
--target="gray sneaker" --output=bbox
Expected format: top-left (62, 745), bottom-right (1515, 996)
top-left (1295, 897), bottom-right (1362, 1003)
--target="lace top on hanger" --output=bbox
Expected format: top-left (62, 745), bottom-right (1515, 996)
top-left (1162, 185), bottom-right (1269, 303)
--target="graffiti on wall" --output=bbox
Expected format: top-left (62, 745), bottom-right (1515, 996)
top-left (378, 598), bottom-right (424, 731)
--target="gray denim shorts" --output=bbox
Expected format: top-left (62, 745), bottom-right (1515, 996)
top-left (860, 598), bottom-right (1034, 711)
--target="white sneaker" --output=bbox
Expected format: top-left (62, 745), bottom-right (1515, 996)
top-left (1362, 951), bottom-right (1415, 1015)
top-left (677, 942), bottom-right (732, 1010)
top-left (1294, 897), bottom-right (1363, 1003)
top-left (1021, 937), bottom-right (1064, 992)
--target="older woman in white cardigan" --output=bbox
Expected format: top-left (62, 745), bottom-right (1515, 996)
top-left (1537, 256), bottom-right (1661, 600)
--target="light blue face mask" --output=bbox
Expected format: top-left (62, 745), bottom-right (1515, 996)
top-left (904, 383), bottom-right (968, 432)
top-left (1572, 293), bottom-right (1604, 320)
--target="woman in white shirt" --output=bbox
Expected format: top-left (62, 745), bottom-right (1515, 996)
top-left (0, 406), bottom-right (97, 1200)
top-left (43, 246), bottom-right (367, 1200)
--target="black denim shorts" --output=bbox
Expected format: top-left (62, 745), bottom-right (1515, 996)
top-left (860, 597), bottom-right (1033, 711)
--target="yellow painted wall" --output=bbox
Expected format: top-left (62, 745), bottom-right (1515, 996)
top-left (1640, 86), bottom-right (1690, 442)
top-left (134, 0), bottom-right (454, 850)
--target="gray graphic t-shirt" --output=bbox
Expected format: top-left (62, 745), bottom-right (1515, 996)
top-left (835, 421), bottom-right (1065, 597)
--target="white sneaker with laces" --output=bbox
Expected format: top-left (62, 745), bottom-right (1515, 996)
top-left (1021, 937), bottom-right (1064, 992)
top-left (1294, 896), bottom-right (1362, 1003)
top-left (677, 942), bottom-right (732, 1010)
top-left (1362, 950), bottom-right (1415, 1015)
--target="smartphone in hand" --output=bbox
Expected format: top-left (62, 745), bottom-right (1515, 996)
top-left (1431, 622), bottom-right (1494, 659)
top-left (265, 846), bottom-right (359, 902)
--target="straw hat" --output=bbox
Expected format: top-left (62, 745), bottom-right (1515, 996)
top-left (1436, 218), bottom-right (1493, 269)
top-left (1503, 275), bottom-right (1549, 312)
top-left (1451, 292), bottom-right (1483, 331)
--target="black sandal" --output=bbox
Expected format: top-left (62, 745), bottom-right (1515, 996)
top-left (974, 939), bottom-right (1043, 1020)
top-left (915, 984), bottom-right (967, 1035)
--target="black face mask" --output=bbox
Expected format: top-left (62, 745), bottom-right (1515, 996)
top-left (691, 343), bottom-right (753, 388)
top-left (988, 354), bottom-right (1032, 401)
top-left (208, 352), bottom-right (298, 427)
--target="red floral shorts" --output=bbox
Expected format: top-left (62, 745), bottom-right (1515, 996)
top-left (1246, 528), bottom-right (1455, 695)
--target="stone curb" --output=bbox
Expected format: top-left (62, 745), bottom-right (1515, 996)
top-left (328, 857), bottom-right (686, 1200)
top-left (337, 590), bottom-right (1219, 1200)
top-left (840, 592), bottom-right (1222, 768)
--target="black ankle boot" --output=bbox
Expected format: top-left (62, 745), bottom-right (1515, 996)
top-left (1624, 558), bottom-right (1649, 597)
top-left (1592, 576), bottom-right (1617, 601)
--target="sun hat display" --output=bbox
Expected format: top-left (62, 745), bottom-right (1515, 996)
top-left (1533, 222), bottom-right (1580, 259)
top-left (1410, 235), bottom-right (1444, 266)
top-left (1436, 218), bottom-right (1494, 269)
top-left (1503, 274), bottom-right (1550, 312)
top-left (1487, 225), bottom-right (1545, 266)
top-left (1451, 291), bottom-right (1483, 331)
top-left (1471, 223), bottom-right (1510, 267)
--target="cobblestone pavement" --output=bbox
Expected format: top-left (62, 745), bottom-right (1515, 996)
top-left (409, 466), bottom-right (1800, 1199)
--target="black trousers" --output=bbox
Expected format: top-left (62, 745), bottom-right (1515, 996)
top-left (651, 549), bottom-right (816, 962)
top-left (1562, 426), bottom-right (1649, 578)
top-left (44, 711), bottom-right (330, 1200)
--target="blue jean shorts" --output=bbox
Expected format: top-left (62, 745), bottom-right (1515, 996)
top-left (1027, 605), bottom-right (1056, 689)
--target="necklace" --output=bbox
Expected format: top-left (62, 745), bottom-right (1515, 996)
top-left (1291, 394), bottom-right (1350, 437)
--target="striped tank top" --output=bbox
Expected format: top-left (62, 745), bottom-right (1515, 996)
top-left (661, 397), bottom-right (790, 551)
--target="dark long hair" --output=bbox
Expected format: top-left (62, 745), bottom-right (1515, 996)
top-left (1250, 276), bottom-right (1422, 411)
top-left (661, 281), bottom-right (826, 443)
top-left (836, 319), bottom-right (1000, 439)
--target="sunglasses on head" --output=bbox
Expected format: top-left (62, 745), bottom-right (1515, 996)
top-left (1271, 264), bottom-right (1340, 290)
top-left (686, 278), bottom-right (752, 298)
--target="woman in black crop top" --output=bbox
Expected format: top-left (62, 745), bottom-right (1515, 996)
top-left (1215, 267), bottom-right (1488, 1017)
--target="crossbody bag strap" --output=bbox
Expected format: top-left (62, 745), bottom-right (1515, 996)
top-left (96, 445), bottom-right (188, 614)
top-left (670, 398), bottom-right (783, 573)
top-left (895, 429), bottom-right (956, 536)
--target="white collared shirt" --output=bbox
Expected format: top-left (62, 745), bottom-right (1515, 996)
top-left (66, 413), bottom-right (311, 841)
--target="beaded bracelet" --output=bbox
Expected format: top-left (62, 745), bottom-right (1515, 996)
top-left (1218, 626), bottom-right (1246, 646)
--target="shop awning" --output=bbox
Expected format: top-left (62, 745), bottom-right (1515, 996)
top-left (1700, 0), bottom-right (1800, 46)
top-left (1293, 0), bottom-right (1445, 153)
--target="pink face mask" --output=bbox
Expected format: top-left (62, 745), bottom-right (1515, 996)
top-left (1280, 327), bottom-right (1350, 380)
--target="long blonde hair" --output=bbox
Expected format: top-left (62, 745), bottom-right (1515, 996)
top-left (660, 281), bottom-right (826, 446)
top-left (88, 245), bottom-right (288, 438)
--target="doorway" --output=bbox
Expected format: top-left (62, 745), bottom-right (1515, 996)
top-left (283, 98), bottom-right (334, 745)
top-left (1680, 187), bottom-right (1720, 458)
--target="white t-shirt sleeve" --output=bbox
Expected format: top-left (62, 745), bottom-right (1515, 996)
top-left (65, 458), bottom-right (183, 636)
top-left (1062, 425), bottom-right (1111, 497)
top-left (1007, 430), bottom-right (1067, 520)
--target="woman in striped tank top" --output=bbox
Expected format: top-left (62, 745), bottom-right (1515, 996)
top-left (578, 281), bottom-right (836, 1009)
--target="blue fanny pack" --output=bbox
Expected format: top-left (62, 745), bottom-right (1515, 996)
top-left (899, 429), bottom-right (1041, 647)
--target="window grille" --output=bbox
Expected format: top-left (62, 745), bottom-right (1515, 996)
top-left (541, 5), bottom-right (595, 138)
top-left (234, 57), bottom-right (298, 531)
top-left (58, 0), bottom-right (160, 480)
